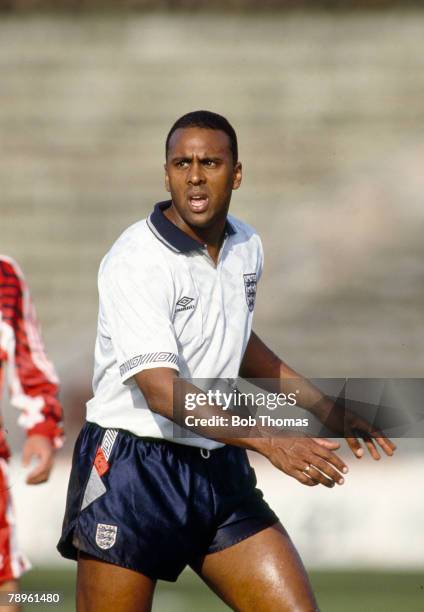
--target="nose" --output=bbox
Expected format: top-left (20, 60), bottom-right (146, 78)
top-left (187, 160), bottom-right (205, 185)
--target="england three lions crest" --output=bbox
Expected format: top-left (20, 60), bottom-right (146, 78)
top-left (96, 523), bottom-right (118, 550)
top-left (243, 273), bottom-right (257, 312)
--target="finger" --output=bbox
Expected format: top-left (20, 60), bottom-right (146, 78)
top-left (357, 425), bottom-right (397, 456)
top-left (372, 433), bottom-right (397, 456)
top-left (362, 435), bottom-right (381, 460)
top-left (351, 423), bottom-right (396, 457)
top-left (295, 471), bottom-right (319, 487)
top-left (313, 438), bottom-right (340, 450)
top-left (26, 459), bottom-right (52, 484)
top-left (345, 432), bottom-right (364, 458)
top-left (303, 465), bottom-right (335, 488)
top-left (26, 469), bottom-right (49, 485)
top-left (309, 458), bottom-right (345, 485)
top-left (25, 456), bottom-right (52, 484)
top-left (311, 444), bottom-right (349, 474)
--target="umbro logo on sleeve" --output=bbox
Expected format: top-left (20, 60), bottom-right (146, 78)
top-left (175, 296), bottom-right (195, 312)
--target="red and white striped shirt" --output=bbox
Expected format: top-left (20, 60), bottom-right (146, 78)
top-left (0, 256), bottom-right (63, 458)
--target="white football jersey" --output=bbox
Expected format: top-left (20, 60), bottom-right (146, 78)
top-left (86, 201), bottom-right (263, 449)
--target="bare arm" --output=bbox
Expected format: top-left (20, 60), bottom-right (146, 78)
top-left (239, 331), bottom-right (328, 413)
top-left (239, 331), bottom-right (396, 460)
top-left (1, 258), bottom-right (63, 484)
top-left (134, 367), bottom-right (348, 489)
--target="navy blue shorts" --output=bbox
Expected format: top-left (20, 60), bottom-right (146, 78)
top-left (57, 422), bottom-right (278, 581)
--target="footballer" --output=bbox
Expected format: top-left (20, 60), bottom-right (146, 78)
top-left (0, 256), bottom-right (63, 611)
top-left (58, 111), bottom-right (395, 611)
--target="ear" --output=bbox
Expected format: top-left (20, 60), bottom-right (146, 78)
top-left (164, 163), bottom-right (171, 193)
top-left (232, 161), bottom-right (242, 190)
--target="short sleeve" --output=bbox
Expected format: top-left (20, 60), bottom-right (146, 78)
top-left (99, 254), bottom-right (179, 383)
top-left (256, 234), bottom-right (264, 281)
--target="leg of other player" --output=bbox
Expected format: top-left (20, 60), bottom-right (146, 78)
top-left (0, 459), bottom-right (31, 612)
top-left (0, 580), bottom-right (20, 612)
top-left (194, 523), bottom-right (319, 612)
top-left (76, 553), bottom-right (156, 612)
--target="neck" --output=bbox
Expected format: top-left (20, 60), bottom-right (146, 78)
top-left (164, 204), bottom-right (227, 250)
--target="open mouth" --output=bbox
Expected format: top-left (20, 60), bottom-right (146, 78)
top-left (188, 195), bottom-right (209, 213)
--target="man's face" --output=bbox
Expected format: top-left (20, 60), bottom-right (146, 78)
top-left (164, 127), bottom-right (242, 230)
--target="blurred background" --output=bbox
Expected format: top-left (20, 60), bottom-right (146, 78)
top-left (0, 1), bottom-right (423, 610)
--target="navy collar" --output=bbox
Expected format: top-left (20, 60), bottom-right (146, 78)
top-left (147, 200), bottom-right (236, 253)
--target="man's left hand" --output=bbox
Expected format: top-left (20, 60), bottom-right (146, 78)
top-left (316, 398), bottom-right (397, 460)
top-left (343, 409), bottom-right (397, 460)
top-left (22, 435), bottom-right (55, 484)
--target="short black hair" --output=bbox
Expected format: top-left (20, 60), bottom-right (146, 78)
top-left (166, 110), bottom-right (238, 164)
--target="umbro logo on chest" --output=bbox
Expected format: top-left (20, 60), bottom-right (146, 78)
top-left (175, 296), bottom-right (195, 313)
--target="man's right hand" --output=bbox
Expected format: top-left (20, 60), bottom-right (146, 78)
top-left (258, 437), bottom-right (348, 488)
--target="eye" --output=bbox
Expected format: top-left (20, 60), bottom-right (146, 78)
top-left (203, 159), bottom-right (217, 168)
top-left (176, 160), bottom-right (189, 168)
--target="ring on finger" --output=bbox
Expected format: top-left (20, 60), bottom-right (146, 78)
top-left (303, 464), bottom-right (312, 475)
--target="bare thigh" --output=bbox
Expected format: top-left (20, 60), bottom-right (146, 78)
top-left (193, 523), bottom-right (319, 612)
top-left (77, 553), bottom-right (156, 612)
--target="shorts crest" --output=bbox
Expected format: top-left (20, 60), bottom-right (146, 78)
top-left (95, 523), bottom-right (118, 550)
